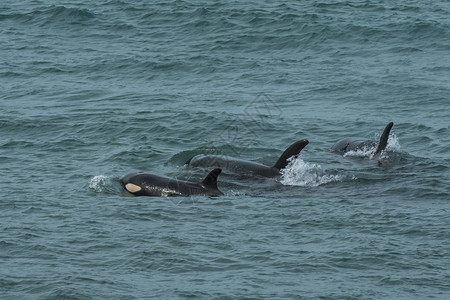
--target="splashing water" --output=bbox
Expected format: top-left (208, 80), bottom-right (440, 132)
top-left (386, 134), bottom-right (401, 152)
top-left (343, 147), bottom-right (375, 159)
top-left (89, 175), bottom-right (110, 193)
top-left (280, 158), bottom-right (342, 187)
top-left (343, 134), bottom-right (401, 159)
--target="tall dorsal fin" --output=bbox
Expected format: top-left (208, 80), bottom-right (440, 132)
top-left (201, 168), bottom-right (221, 190)
top-left (273, 139), bottom-right (309, 170)
top-left (375, 122), bottom-right (394, 154)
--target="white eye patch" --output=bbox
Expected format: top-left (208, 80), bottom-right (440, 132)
top-left (125, 183), bottom-right (142, 193)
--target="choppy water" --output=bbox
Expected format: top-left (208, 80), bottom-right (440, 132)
top-left (1, 1), bottom-right (449, 299)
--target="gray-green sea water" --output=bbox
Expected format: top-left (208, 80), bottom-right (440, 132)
top-left (1, 1), bottom-right (449, 299)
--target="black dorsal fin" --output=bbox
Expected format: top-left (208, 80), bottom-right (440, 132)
top-left (375, 122), bottom-right (394, 154)
top-left (273, 139), bottom-right (309, 170)
top-left (201, 168), bottom-right (221, 190)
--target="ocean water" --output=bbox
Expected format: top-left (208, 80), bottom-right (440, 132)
top-left (1, 0), bottom-right (449, 299)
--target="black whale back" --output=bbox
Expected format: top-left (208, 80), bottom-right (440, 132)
top-left (332, 122), bottom-right (394, 156)
top-left (187, 139), bottom-right (309, 177)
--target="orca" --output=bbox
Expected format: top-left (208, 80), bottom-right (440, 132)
top-left (120, 168), bottom-right (223, 197)
top-left (332, 122), bottom-right (394, 157)
top-left (186, 139), bottom-right (309, 178)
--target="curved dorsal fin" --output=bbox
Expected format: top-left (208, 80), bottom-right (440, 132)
top-left (201, 168), bottom-right (222, 190)
top-left (273, 139), bottom-right (309, 170)
top-left (375, 122), bottom-right (394, 154)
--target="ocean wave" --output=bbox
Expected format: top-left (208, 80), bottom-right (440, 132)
top-left (4, 6), bottom-right (96, 27)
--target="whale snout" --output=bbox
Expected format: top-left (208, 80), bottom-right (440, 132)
top-left (120, 173), bottom-right (142, 195)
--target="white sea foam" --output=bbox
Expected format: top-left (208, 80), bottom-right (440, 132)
top-left (280, 157), bottom-right (342, 187)
top-left (89, 175), bottom-right (109, 192)
top-left (343, 134), bottom-right (401, 159)
top-left (343, 147), bottom-right (375, 159)
top-left (386, 134), bottom-right (401, 152)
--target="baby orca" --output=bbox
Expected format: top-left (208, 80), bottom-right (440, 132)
top-left (120, 168), bottom-right (223, 197)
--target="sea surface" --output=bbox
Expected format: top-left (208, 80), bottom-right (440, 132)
top-left (1, 1), bottom-right (449, 299)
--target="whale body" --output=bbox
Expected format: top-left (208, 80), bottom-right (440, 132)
top-left (120, 168), bottom-right (223, 197)
top-left (187, 139), bottom-right (309, 178)
top-left (332, 122), bottom-right (394, 157)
